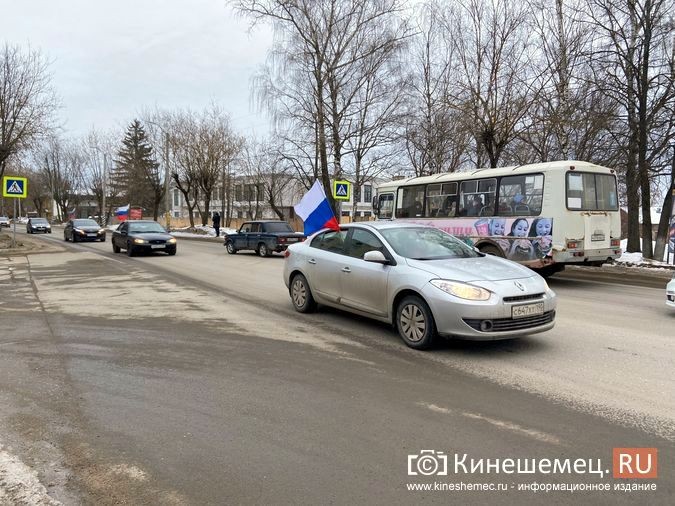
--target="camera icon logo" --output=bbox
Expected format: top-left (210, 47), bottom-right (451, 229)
top-left (408, 450), bottom-right (448, 476)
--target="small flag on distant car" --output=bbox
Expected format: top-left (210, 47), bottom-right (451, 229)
top-left (114, 204), bottom-right (130, 221)
top-left (294, 181), bottom-right (339, 236)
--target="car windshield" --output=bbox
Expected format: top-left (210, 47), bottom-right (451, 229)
top-left (73, 219), bottom-right (99, 227)
top-left (128, 222), bottom-right (166, 233)
top-left (380, 227), bottom-right (479, 260)
top-left (32, 219), bottom-right (48, 224)
top-left (264, 222), bottom-right (294, 233)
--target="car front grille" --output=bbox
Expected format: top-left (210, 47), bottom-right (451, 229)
top-left (463, 311), bottom-right (555, 332)
top-left (502, 293), bottom-right (545, 303)
top-left (149, 239), bottom-right (165, 245)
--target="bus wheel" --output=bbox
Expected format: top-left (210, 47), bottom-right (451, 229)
top-left (480, 245), bottom-right (504, 257)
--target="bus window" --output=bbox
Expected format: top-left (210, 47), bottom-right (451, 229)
top-left (497, 174), bottom-right (544, 216)
top-left (459, 179), bottom-right (496, 216)
top-left (377, 193), bottom-right (394, 219)
top-left (566, 172), bottom-right (618, 210)
top-left (397, 186), bottom-right (425, 218)
top-left (425, 182), bottom-right (457, 217)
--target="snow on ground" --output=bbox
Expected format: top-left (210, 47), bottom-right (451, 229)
top-left (616, 239), bottom-right (675, 269)
top-left (169, 225), bottom-right (237, 239)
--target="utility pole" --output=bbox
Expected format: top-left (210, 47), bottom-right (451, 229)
top-left (102, 153), bottom-right (107, 226)
top-left (164, 132), bottom-right (171, 230)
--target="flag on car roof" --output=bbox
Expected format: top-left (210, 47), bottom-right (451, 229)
top-left (114, 204), bottom-right (130, 222)
top-left (294, 180), bottom-right (339, 236)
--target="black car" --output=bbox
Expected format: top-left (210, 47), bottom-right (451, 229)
top-left (26, 217), bottom-right (52, 234)
top-left (64, 218), bottom-right (106, 242)
top-left (224, 220), bottom-right (306, 256)
top-left (111, 220), bottom-right (176, 256)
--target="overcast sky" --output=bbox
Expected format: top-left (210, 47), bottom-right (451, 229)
top-left (1, 0), bottom-right (273, 138)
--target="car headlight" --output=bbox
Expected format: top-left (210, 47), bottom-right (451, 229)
top-left (98, 229), bottom-right (105, 234)
top-left (133, 238), bottom-right (146, 244)
top-left (167, 238), bottom-right (177, 244)
top-left (74, 228), bottom-right (84, 234)
top-left (430, 279), bottom-right (491, 301)
top-left (46, 224), bottom-right (51, 228)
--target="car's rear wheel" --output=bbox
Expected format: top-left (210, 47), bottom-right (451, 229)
top-left (396, 295), bottom-right (436, 350)
top-left (290, 273), bottom-right (316, 313)
top-left (126, 242), bottom-right (135, 257)
top-left (112, 242), bottom-right (120, 253)
top-left (258, 243), bottom-right (269, 257)
top-left (226, 241), bottom-right (237, 254)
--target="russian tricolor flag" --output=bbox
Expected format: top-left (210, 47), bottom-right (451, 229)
top-left (294, 181), bottom-right (340, 236)
top-left (114, 204), bottom-right (130, 221)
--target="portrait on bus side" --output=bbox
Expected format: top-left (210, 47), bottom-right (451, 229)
top-left (529, 218), bottom-right (553, 257)
top-left (489, 218), bottom-right (506, 236)
top-left (507, 218), bottom-right (535, 261)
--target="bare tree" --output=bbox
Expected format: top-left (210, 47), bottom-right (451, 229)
top-left (401, 1), bottom-right (471, 176)
top-left (239, 138), bottom-right (299, 220)
top-left (0, 43), bottom-right (58, 182)
top-left (36, 137), bottom-right (85, 222)
top-left (446, 0), bottom-right (539, 168)
top-left (587, 0), bottom-right (675, 256)
top-left (235, 0), bottom-right (409, 215)
top-left (80, 129), bottom-right (120, 225)
top-left (512, 0), bottom-right (619, 165)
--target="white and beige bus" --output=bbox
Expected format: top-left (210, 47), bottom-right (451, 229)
top-left (373, 160), bottom-right (622, 276)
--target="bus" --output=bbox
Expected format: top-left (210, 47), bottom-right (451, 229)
top-left (372, 160), bottom-right (622, 276)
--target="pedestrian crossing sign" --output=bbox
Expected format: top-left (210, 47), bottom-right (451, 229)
top-left (333, 180), bottom-right (351, 201)
top-left (2, 176), bottom-right (28, 198)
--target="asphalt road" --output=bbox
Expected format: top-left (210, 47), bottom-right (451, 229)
top-left (0, 229), bottom-right (673, 505)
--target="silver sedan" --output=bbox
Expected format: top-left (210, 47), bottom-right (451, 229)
top-left (283, 222), bottom-right (556, 349)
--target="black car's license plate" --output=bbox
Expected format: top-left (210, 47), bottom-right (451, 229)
top-left (286, 238), bottom-right (298, 242)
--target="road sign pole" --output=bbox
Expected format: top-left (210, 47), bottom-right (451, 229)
top-left (13, 198), bottom-right (17, 248)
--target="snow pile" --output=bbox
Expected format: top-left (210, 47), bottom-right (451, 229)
top-left (615, 239), bottom-right (675, 269)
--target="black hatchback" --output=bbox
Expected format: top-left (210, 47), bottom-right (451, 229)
top-left (64, 219), bottom-right (106, 242)
top-left (111, 220), bottom-right (177, 256)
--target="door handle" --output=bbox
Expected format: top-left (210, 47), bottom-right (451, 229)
top-left (341, 267), bottom-right (351, 273)
top-left (308, 258), bottom-right (317, 264)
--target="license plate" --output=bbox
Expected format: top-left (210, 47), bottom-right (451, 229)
top-left (591, 233), bottom-right (605, 241)
top-left (286, 238), bottom-right (298, 242)
top-left (87, 233), bottom-right (96, 237)
top-left (151, 244), bottom-right (165, 249)
top-left (512, 302), bottom-right (544, 319)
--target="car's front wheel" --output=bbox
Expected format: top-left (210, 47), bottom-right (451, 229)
top-left (395, 295), bottom-right (436, 350)
top-left (126, 242), bottom-right (135, 257)
top-left (290, 273), bottom-right (316, 313)
top-left (112, 242), bottom-right (120, 253)
top-left (225, 241), bottom-right (237, 254)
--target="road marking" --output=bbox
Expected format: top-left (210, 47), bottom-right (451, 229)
top-left (419, 403), bottom-right (560, 445)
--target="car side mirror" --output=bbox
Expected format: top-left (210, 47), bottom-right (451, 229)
top-left (121, 230), bottom-right (127, 236)
top-left (363, 250), bottom-right (389, 264)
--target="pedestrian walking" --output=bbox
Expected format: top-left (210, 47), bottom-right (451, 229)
top-left (212, 211), bottom-right (221, 237)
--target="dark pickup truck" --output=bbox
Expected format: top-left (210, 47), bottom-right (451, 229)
top-left (224, 220), bottom-right (306, 257)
